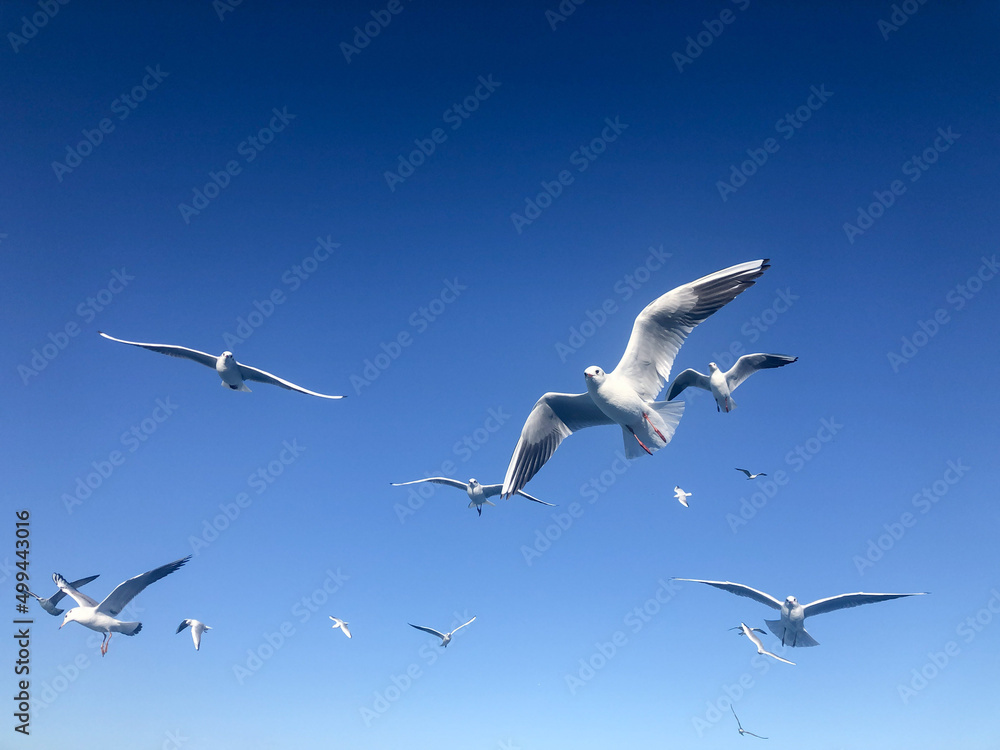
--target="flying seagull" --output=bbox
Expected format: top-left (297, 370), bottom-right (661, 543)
top-left (329, 617), bottom-right (352, 638)
top-left (730, 622), bottom-right (795, 665)
top-left (98, 331), bottom-right (343, 398)
top-left (675, 578), bottom-right (927, 647)
top-left (501, 259), bottom-right (770, 497)
top-left (666, 353), bottom-right (797, 412)
top-left (408, 616), bottom-right (476, 647)
top-left (55, 555), bottom-right (191, 656)
top-left (176, 619), bottom-right (212, 651)
top-left (731, 706), bottom-right (767, 739)
top-left (735, 468), bottom-right (766, 480)
top-left (674, 486), bottom-right (692, 508)
top-left (27, 574), bottom-right (99, 616)
top-left (391, 477), bottom-right (554, 516)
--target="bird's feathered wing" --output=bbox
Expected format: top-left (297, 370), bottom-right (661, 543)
top-left (673, 578), bottom-right (783, 609)
top-left (95, 556), bottom-right (191, 617)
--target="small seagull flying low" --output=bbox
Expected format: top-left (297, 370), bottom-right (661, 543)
top-left (329, 617), bottom-right (352, 638)
top-left (408, 616), bottom-right (476, 647)
top-left (730, 622), bottom-right (795, 665)
top-left (674, 486), bottom-right (692, 507)
top-left (55, 556), bottom-right (191, 656)
top-left (666, 353), bottom-right (797, 412)
top-left (502, 260), bottom-right (771, 497)
top-left (98, 331), bottom-right (343, 398)
top-left (731, 706), bottom-right (767, 739)
top-left (675, 578), bottom-right (928, 647)
top-left (27, 574), bottom-right (99, 616)
top-left (735, 468), bottom-right (767, 480)
top-left (390, 477), bottom-right (554, 516)
top-left (176, 619), bottom-right (212, 651)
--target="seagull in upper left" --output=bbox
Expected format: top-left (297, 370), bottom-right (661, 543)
top-left (391, 477), bottom-right (554, 516)
top-left (27, 574), bottom-right (100, 616)
top-left (98, 331), bottom-right (343, 398)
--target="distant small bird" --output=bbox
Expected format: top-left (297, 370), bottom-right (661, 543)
top-left (731, 706), bottom-right (767, 739)
top-left (666, 353), bottom-right (798, 412)
top-left (55, 555), bottom-right (191, 656)
top-left (176, 619), bottom-right (212, 651)
top-left (735, 468), bottom-right (766, 480)
top-left (391, 477), bottom-right (553, 517)
top-left (98, 331), bottom-right (343, 398)
top-left (675, 578), bottom-right (927, 647)
top-left (408, 616), bottom-right (476, 647)
top-left (674, 486), bottom-right (692, 507)
top-left (329, 616), bottom-right (352, 638)
top-left (27, 574), bottom-right (99, 616)
top-left (730, 622), bottom-right (795, 665)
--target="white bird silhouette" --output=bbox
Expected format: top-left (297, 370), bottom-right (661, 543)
top-left (329, 617), bottom-right (352, 638)
top-left (731, 622), bottom-right (795, 665)
top-left (735, 468), bottom-right (767, 480)
top-left (502, 260), bottom-right (770, 497)
top-left (408, 616), bottom-right (476, 647)
top-left (666, 353), bottom-right (797, 412)
top-left (674, 486), bottom-right (692, 507)
top-left (176, 619), bottom-right (212, 651)
top-left (391, 477), bottom-right (553, 516)
top-left (98, 331), bottom-right (343, 398)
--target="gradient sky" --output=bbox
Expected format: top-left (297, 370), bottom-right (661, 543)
top-left (3, 2), bottom-right (999, 749)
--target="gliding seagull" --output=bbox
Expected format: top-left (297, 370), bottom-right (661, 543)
top-left (736, 468), bottom-right (767, 480)
top-left (55, 556), bottom-right (191, 656)
top-left (329, 617), bottom-right (352, 638)
top-left (730, 622), bottom-right (795, 665)
top-left (27, 574), bottom-right (99, 616)
top-left (731, 706), bottom-right (767, 739)
top-left (391, 477), bottom-right (554, 516)
top-left (176, 619), bottom-right (212, 651)
top-left (674, 486), bottom-right (692, 508)
top-left (98, 331), bottom-right (343, 398)
top-left (408, 616), bottom-right (476, 647)
top-left (502, 260), bottom-right (771, 497)
top-left (666, 353), bottom-right (797, 412)
top-left (675, 578), bottom-right (927, 647)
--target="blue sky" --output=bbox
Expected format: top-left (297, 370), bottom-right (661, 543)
top-left (3, 1), bottom-right (999, 748)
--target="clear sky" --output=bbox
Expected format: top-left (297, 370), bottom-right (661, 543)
top-left (3, 2), bottom-right (999, 748)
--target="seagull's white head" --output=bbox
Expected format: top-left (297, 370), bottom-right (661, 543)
top-left (222, 351), bottom-right (234, 361)
top-left (785, 595), bottom-right (798, 607)
top-left (59, 609), bottom-right (80, 629)
top-left (708, 362), bottom-right (719, 372)
top-left (468, 479), bottom-right (479, 488)
top-left (584, 366), bottom-right (606, 386)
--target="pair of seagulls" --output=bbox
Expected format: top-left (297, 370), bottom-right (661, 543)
top-left (499, 259), bottom-right (797, 498)
top-left (672, 469), bottom-right (768, 508)
top-left (328, 616), bottom-right (477, 647)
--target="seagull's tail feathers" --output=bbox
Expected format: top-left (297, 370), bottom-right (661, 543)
top-left (117, 621), bottom-right (142, 636)
top-left (765, 619), bottom-right (818, 647)
top-left (223, 380), bottom-right (252, 392)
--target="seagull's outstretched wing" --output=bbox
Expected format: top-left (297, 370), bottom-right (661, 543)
top-left (391, 477), bottom-right (469, 491)
top-left (52, 573), bottom-right (99, 608)
top-left (409, 623), bottom-right (447, 639)
top-left (95, 556), bottom-right (191, 617)
top-left (665, 368), bottom-right (710, 400)
top-left (176, 619), bottom-right (193, 634)
top-left (502, 392), bottom-right (615, 497)
top-left (237, 362), bottom-right (343, 399)
top-left (803, 591), bottom-right (928, 618)
top-left (673, 578), bottom-right (783, 609)
top-left (99, 332), bottom-right (218, 368)
top-left (724, 353), bottom-right (798, 391)
top-left (611, 259), bottom-right (769, 402)
top-left (735, 468), bottom-right (753, 478)
top-left (451, 616), bottom-right (476, 634)
top-left (32, 574), bottom-right (100, 614)
top-left (480, 483), bottom-right (555, 506)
